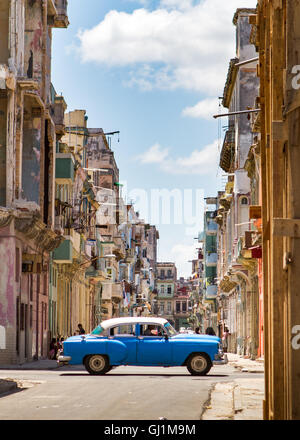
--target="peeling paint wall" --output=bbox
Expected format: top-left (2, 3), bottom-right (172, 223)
top-left (0, 226), bottom-right (15, 327)
top-left (21, 99), bottom-right (41, 203)
top-left (24, 0), bottom-right (43, 84)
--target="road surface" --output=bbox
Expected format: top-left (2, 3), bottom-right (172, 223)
top-left (0, 363), bottom-right (263, 420)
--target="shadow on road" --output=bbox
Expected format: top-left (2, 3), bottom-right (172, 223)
top-left (59, 372), bottom-right (229, 378)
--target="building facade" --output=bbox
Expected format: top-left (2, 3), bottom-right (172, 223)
top-left (155, 262), bottom-right (177, 326)
top-left (0, 0), bottom-right (69, 363)
top-left (216, 8), bottom-right (261, 358)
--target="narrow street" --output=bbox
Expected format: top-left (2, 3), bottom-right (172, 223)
top-left (2, 0), bottom-right (300, 421)
top-left (0, 355), bottom-right (264, 421)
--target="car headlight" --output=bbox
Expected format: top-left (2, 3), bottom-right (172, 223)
top-left (218, 342), bottom-right (224, 355)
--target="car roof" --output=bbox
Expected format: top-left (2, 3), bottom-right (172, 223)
top-left (100, 317), bottom-right (168, 329)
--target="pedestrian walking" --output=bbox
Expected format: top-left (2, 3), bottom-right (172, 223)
top-left (195, 327), bottom-right (200, 334)
top-left (222, 327), bottom-right (230, 353)
top-left (49, 338), bottom-right (57, 360)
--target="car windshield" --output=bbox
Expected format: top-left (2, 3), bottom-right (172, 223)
top-left (164, 322), bottom-right (177, 336)
top-left (91, 325), bottom-right (104, 336)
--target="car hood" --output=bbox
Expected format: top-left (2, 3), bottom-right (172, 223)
top-left (172, 334), bottom-right (220, 342)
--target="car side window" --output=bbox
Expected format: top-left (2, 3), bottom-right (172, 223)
top-left (142, 325), bottom-right (165, 337)
top-left (111, 324), bottom-right (136, 337)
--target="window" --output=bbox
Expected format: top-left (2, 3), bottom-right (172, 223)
top-left (141, 324), bottom-right (165, 337)
top-left (167, 285), bottom-right (172, 295)
top-left (20, 303), bottom-right (25, 331)
top-left (160, 285), bottom-right (165, 294)
top-left (43, 274), bottom-right (47, 296)
top-left (182, 302), bottom-right (187, 313)
top-left (176, 302), bottom-right (181, 313)
top-left (37, 274), bottom-right (40, 294)
top-left (29, 274), bottom-right (33, 301)
top-left (167, 302), bottom-right (172, 313)
top-left (110, 324), bottom-right (136, 337)
top-left (15, 248), bottom-right (20, 282)
top-left (30, 305), bottom-right (33, 328)
top-left (159, 302), bottom-right (164, 315)
top-left (167, 269), bottom-right (172, 278)
top-left (241, 197), bottom-right (248, 205)
top-left (44, 303), bottom-right (47, 330)
top-left (160, 270), bottom-right (165, 279)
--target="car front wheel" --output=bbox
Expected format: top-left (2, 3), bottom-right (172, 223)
top-left (187, 353), bottom-right (212, 376)
top-left (84, 354), bottom-right (111, 375)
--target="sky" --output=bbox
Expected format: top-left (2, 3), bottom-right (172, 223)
top-left (51, 0), bottom-right (257, 278)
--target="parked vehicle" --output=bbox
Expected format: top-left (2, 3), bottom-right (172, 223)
top-left (57, 317), bottom-right (228, 375)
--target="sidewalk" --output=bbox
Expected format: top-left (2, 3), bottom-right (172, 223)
top-left (202, 353), bottom-right (265, 420)
top-left (0, 359), bottom-right (60, 371)
top-left (227, 352), bottom-right (264, 374)
top-left (0, 359), bottom-right (60, 396)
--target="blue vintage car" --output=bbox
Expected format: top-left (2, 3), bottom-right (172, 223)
top-left (57, 317), bottom-right (228, 375)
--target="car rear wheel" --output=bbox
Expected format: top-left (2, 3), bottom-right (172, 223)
top-left (187, 353), bottom-right (212, 376)
top-left (84, 354), bottom-right (110, 375)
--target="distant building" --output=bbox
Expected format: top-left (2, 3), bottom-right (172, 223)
top-left (155, 262), bottom-right (177, 326)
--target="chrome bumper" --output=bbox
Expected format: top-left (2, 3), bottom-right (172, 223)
top-left (213, 354), bottom-right (228, 365)
top-left (57, 354), bottom-right (71, 366)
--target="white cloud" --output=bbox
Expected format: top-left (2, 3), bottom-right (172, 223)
top-left (136, 140), bottom-right (220, 175)
top-left (76, 0), bottom-right (257, 94)
top-left (136, 143), bottom-right (169, 163)
top-left (159, 0), bottom-right (195, 10)
top-left (182, 98), bottom-right (223, 120)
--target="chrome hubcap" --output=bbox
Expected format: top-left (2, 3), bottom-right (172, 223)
top-left (90, 355), bottom-right (105, 371)
top-left (191, 356), bottom-right (207, 372)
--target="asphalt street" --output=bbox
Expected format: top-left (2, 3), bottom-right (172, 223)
top-left (0, 362), bottom-right (264, 420)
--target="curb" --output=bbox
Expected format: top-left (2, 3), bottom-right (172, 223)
top-left (201, 382), bottom-right (235, 420)
top-left (0, 379), bottom-right (18, 396)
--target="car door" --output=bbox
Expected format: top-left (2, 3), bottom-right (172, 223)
top-left (110, 324), bottom-right (137, 364)
top-left (136, 324), bottom-right (172, 365)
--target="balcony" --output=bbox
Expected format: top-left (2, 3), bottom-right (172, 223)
top-left (55, 153), bottom-right (75, 183)
top-left (206, 221), bottom-right (218, 235)
top-left (205, 252), bottom-right (218, 267)
top-left (54, 0), bottom-right (69, 28)
top-left (219, 127), bottom-right (235, 173)
top-left (198, 231), bottom-right (205, 243)
top-left (102, 283), bottom-right (112, 300)
top-left (52, 94), bottom-right (67, 136)
top-left (205, 285), bottom-right (218, 299)
top-left (85, 266), bottom-right (107, 281)
top-left (54, 215), bottom-right (64, 235)
top-left (125, 247), bottom-right (135, 263)
top-left (52, 239), bottom-right (73, 263)
top-left (174, 309), bottom-right (189, 318)
top-left (112, 283), bottom-right (123, 302)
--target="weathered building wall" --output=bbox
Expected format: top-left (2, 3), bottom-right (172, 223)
top-left (0, 0), bottom-right (69, 365)
top-left (0, 222), bottom-right (16, 363)
top-left (22, 101), bottom-right (41, 204)
top-left (255, 0), bottom-right (300, 420)
top-left (217, 9), bottom-right (260, 358)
